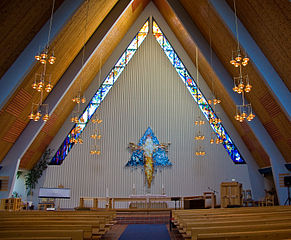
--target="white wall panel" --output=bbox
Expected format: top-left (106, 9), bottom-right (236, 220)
top-left (42, 27), bottom-right (251, 208)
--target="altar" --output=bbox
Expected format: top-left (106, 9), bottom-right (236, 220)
top-left (129, 194), bottom-right (169, 209)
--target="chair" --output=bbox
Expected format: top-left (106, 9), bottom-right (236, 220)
top-left (259, 191), bottom-right (275, 206)
top-left (243, 189), bottom-right (255, 207)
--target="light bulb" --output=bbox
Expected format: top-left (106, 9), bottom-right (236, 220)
top-left (234, 62), bottom-right (240, 67)
top-left (230, 59), bottom-right (236, 65)
top-left (238, 83), bottom-right (244, 89)
top-left (242, 61), bottom-right (248, 67)
top-left (35, 54), bottom-right (41, 61)
top-left (28, 113), bottom-right (34, 120)
top-left (48, 55), bottom-right (56, 64)
top-left (235, 55), bottom-right (242, 62)
top-left (43, 114), bottom-right (49, 122)
top-left (32, 82), bottom-right (37, 89)
top-left (243, 56), bottom-right (249, 62)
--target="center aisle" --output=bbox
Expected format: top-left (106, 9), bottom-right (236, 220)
top-left (118, 224), bottom-right (171, 240)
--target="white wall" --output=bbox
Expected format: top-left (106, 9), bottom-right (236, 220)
top-left (41, 18), bottom-right (251, 208)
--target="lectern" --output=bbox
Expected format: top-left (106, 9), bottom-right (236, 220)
top-left (220, 182), bottom-right (242, 208)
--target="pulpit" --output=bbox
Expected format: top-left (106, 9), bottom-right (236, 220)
top-left (220, 182), bottom-right (242, 208)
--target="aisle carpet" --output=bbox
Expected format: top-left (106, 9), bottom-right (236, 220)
top-left (118, 224), bottom-right (171, 240)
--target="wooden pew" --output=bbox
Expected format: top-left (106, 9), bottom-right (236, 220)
top-left (183, 216), bottom-right (291, 237)
top-left (191, 222), bottom-right (291, 240)
top-left (2, 238), bottom-right (72, 240)
top-left (171, 206), bottom-right (291, 238)
top-left (196, 228), bottom-right (291, 240)
top-left (172, 206), bottom-right (291, 226)
top-left (0, 210), bottom-right (116, 239)
top-left (0, 230), bottom-right (83, 240)
top-left (0, 220), bottom-right (102, 237)
top-left (0, 224), bottom-right (92, 240)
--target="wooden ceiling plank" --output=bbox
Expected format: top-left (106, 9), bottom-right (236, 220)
top-left (154, 0), bottom-right (270, 168)
top-left (0, 0), bottom-right (119, 165)
top-left (225, 0), bottom-right (291, 91)
top-left (178, 0), bottom-right (291, 162)
top-left (0, 0), bottom-right (65, 79)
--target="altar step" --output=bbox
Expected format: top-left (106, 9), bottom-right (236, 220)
top-left (116, 211), bottom-right (170, 224)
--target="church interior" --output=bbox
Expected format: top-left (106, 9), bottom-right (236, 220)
top-left (0, 0), bottom-right (290, 239)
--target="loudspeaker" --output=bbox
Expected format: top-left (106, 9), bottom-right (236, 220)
top-left (184, 199), bottom-right (205, 209)
top-left (284, 176), bottom-right (291, 187)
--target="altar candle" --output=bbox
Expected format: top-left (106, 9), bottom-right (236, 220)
top-left (106, 187), bottom-right (109, 197)
top-left (133, 183), bottom-right (136, 189)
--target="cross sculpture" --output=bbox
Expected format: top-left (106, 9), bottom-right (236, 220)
top-left (126, 127), bottom-right (172, 188)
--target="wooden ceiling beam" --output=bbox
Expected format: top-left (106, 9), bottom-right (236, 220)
top-left (0, 0), bottom-right (119, 165)
top-left (153, 0), bottom-right (270, 168)
top-left (19, 0), bottom-right (150, 170)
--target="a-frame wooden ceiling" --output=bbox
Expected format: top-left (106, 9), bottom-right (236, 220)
top-left (0, 0), bottom-right (290, 171)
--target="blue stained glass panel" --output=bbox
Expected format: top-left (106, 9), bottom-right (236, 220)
top-left (164, 50), bottom-right (174, 64)
top-left (116, 53), bottom-right (127, 67)
top-left (163, 38), bottom-right (173, 51)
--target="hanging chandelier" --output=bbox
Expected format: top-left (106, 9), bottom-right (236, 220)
top-left (90, 118), bottom-right (102, 155)
top-left (194, 117), bottom-right (205, 126)
top-left (206, 12), bottom-right (223, 146)
top-left (230, 49), bottom-right (249, 68)
top-left (32, 72), bottom-right (53, 93)
top-left (69, 126), bottom-right (83, 144)
top-left (194, 47), bottom-right (206, 157)
top-left (72, 91), bottom-right (86, 104)
top-left (208, 98), bottom-right (221, 105)
top-left (235, 103), bottom-right (255, 122)
top-left (233, 74), bottom-right (252, 93)
top-left (210, 134), bottom-right (223, 145)
top-left (229, 0), bottom-right (249, 69)
top-left (195, 146), bottom-right (206, 156)
top-left (230, 0), bottom-right (255, 123)
top-left (71, 0), bottom-right (90, 125)
top-left (34, 0), bottom-right (57, 65)
top-left (195, 134), bottom-right (205, 141)
top-left (35, 47), bottom-right (56, 65)
top-left (29, 0), bottom-right (56, 122)
top-left (28, 102), bottom-right (50, 122)
top-left (29, 66), bottom-right (53, 122)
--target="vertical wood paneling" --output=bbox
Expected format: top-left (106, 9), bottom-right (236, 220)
top-left (42, 16), bottom-right (251, 208)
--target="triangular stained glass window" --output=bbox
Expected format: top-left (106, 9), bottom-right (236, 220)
top-left (50, 18), bottom-right (245, 165)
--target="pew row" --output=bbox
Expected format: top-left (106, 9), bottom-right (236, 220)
top-left (171, 206), bottom-right (291, 239)
top-left (0, 210), bottom-right (116, 239)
